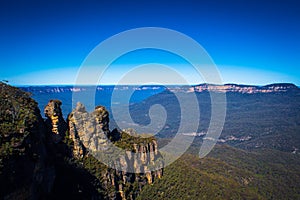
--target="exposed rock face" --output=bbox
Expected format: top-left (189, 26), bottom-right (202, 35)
top-left (101, 136), bottom-right (163, 200)
top-left (44, 99), bottom-right (67, 142)
top-left (189, 83), bottom-right (299, 94)
top-left (94, 105), bottom-right (110, 135)
top-left (67, 102), bottom-right (110, 158)
top-left (67, 102), bottom-right (164, 199)
top-left (1, 85), bottom-right (163, 200)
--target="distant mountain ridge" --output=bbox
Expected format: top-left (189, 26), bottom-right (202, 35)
top-left (2, 82), bottom-right (300, 199)
top-left (18, 83), bottom-right (300, 120)
top-left (0, 82), bottom-right (163, 199)
top-left (19, 83), bottom-right (299, 94)
top-left (189, 83), bottom-right (299, 94)
top-left (19, 85), bottom-right (165, 94)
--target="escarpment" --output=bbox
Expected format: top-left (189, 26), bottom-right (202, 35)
top-left (0, 83), bottom-right (163, 200)
top-left (0, 83), bottom-right (55, 199)
top-left (190, 83), bottom-right (299, 93)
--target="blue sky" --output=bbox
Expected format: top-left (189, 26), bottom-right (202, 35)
top-left (0, 0), bottom-right (299, 85)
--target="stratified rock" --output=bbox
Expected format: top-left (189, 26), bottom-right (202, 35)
top-left (67, 102), bottom-right (110, 158)
top-left (190, 83), bottom-right (299, 93)
top-left (67, 102), bottom-right (164, 199)
top-left (94, 105), bottom-right (110, 135)
top-left (44, 99), bottom-right (67, 143)
top-left (0, 83), bottom-right (163, 200)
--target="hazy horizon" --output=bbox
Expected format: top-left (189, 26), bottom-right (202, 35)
top-left (12, 82), bottom-right (299, 87)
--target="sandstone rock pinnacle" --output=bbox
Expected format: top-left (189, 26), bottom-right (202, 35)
top-left (44, 99), bottom-right (67, 143)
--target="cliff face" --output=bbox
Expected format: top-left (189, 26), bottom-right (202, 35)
top-left (67, 102), bottom-right (110, 158)
top-left (0, 83), bottom-right (163, 200)
top-left (189, 83), bottom-right (299, 93)
top-left (44, 99), bottom-right (68, 143)
top-left (67, 102), bottom-right (163, 200)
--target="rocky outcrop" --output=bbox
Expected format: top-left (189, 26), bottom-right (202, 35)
top-left (67, 102), bottom-right (164, 200)
top-left (44, 99), bottom-right (67, 143)
top-left (0, 83), bottom-right (163, 200)
top-left (67, 102), bottom-right (110, 158)
top-left (101, 134), bottom-right (163, 200)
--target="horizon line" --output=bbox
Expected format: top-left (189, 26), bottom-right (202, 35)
top-left (8, 82), bottom-right (299, 88)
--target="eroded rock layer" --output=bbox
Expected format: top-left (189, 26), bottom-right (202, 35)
top-left (44, 99), bottom-right (67, 143)
top-left (0, 83), bottom-right (163, 200)
top-left (66, 102), bottom-right (163, 199)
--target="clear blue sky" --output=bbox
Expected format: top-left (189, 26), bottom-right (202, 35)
top-left (0, 0), bottom-right (299, 85)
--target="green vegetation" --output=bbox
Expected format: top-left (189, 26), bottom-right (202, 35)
top-left (138, 144), bottom-right (300, 200)
top-left (1, 83), bottom-right (300, 199)
top-left (54, 128), bottom-right (158, 199)
top-left (138, 153), bottom-right (261, 200)
top-left (130, 89), bottom-right (300, 152)
top-left (0, 83), bottom-right (46, 198)
top-left (0, 82), bottom-right (39, 160)
top-left (113, 128), bottom-right (156, 151)
top-left (209, 145), bottom-right (300, 199)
